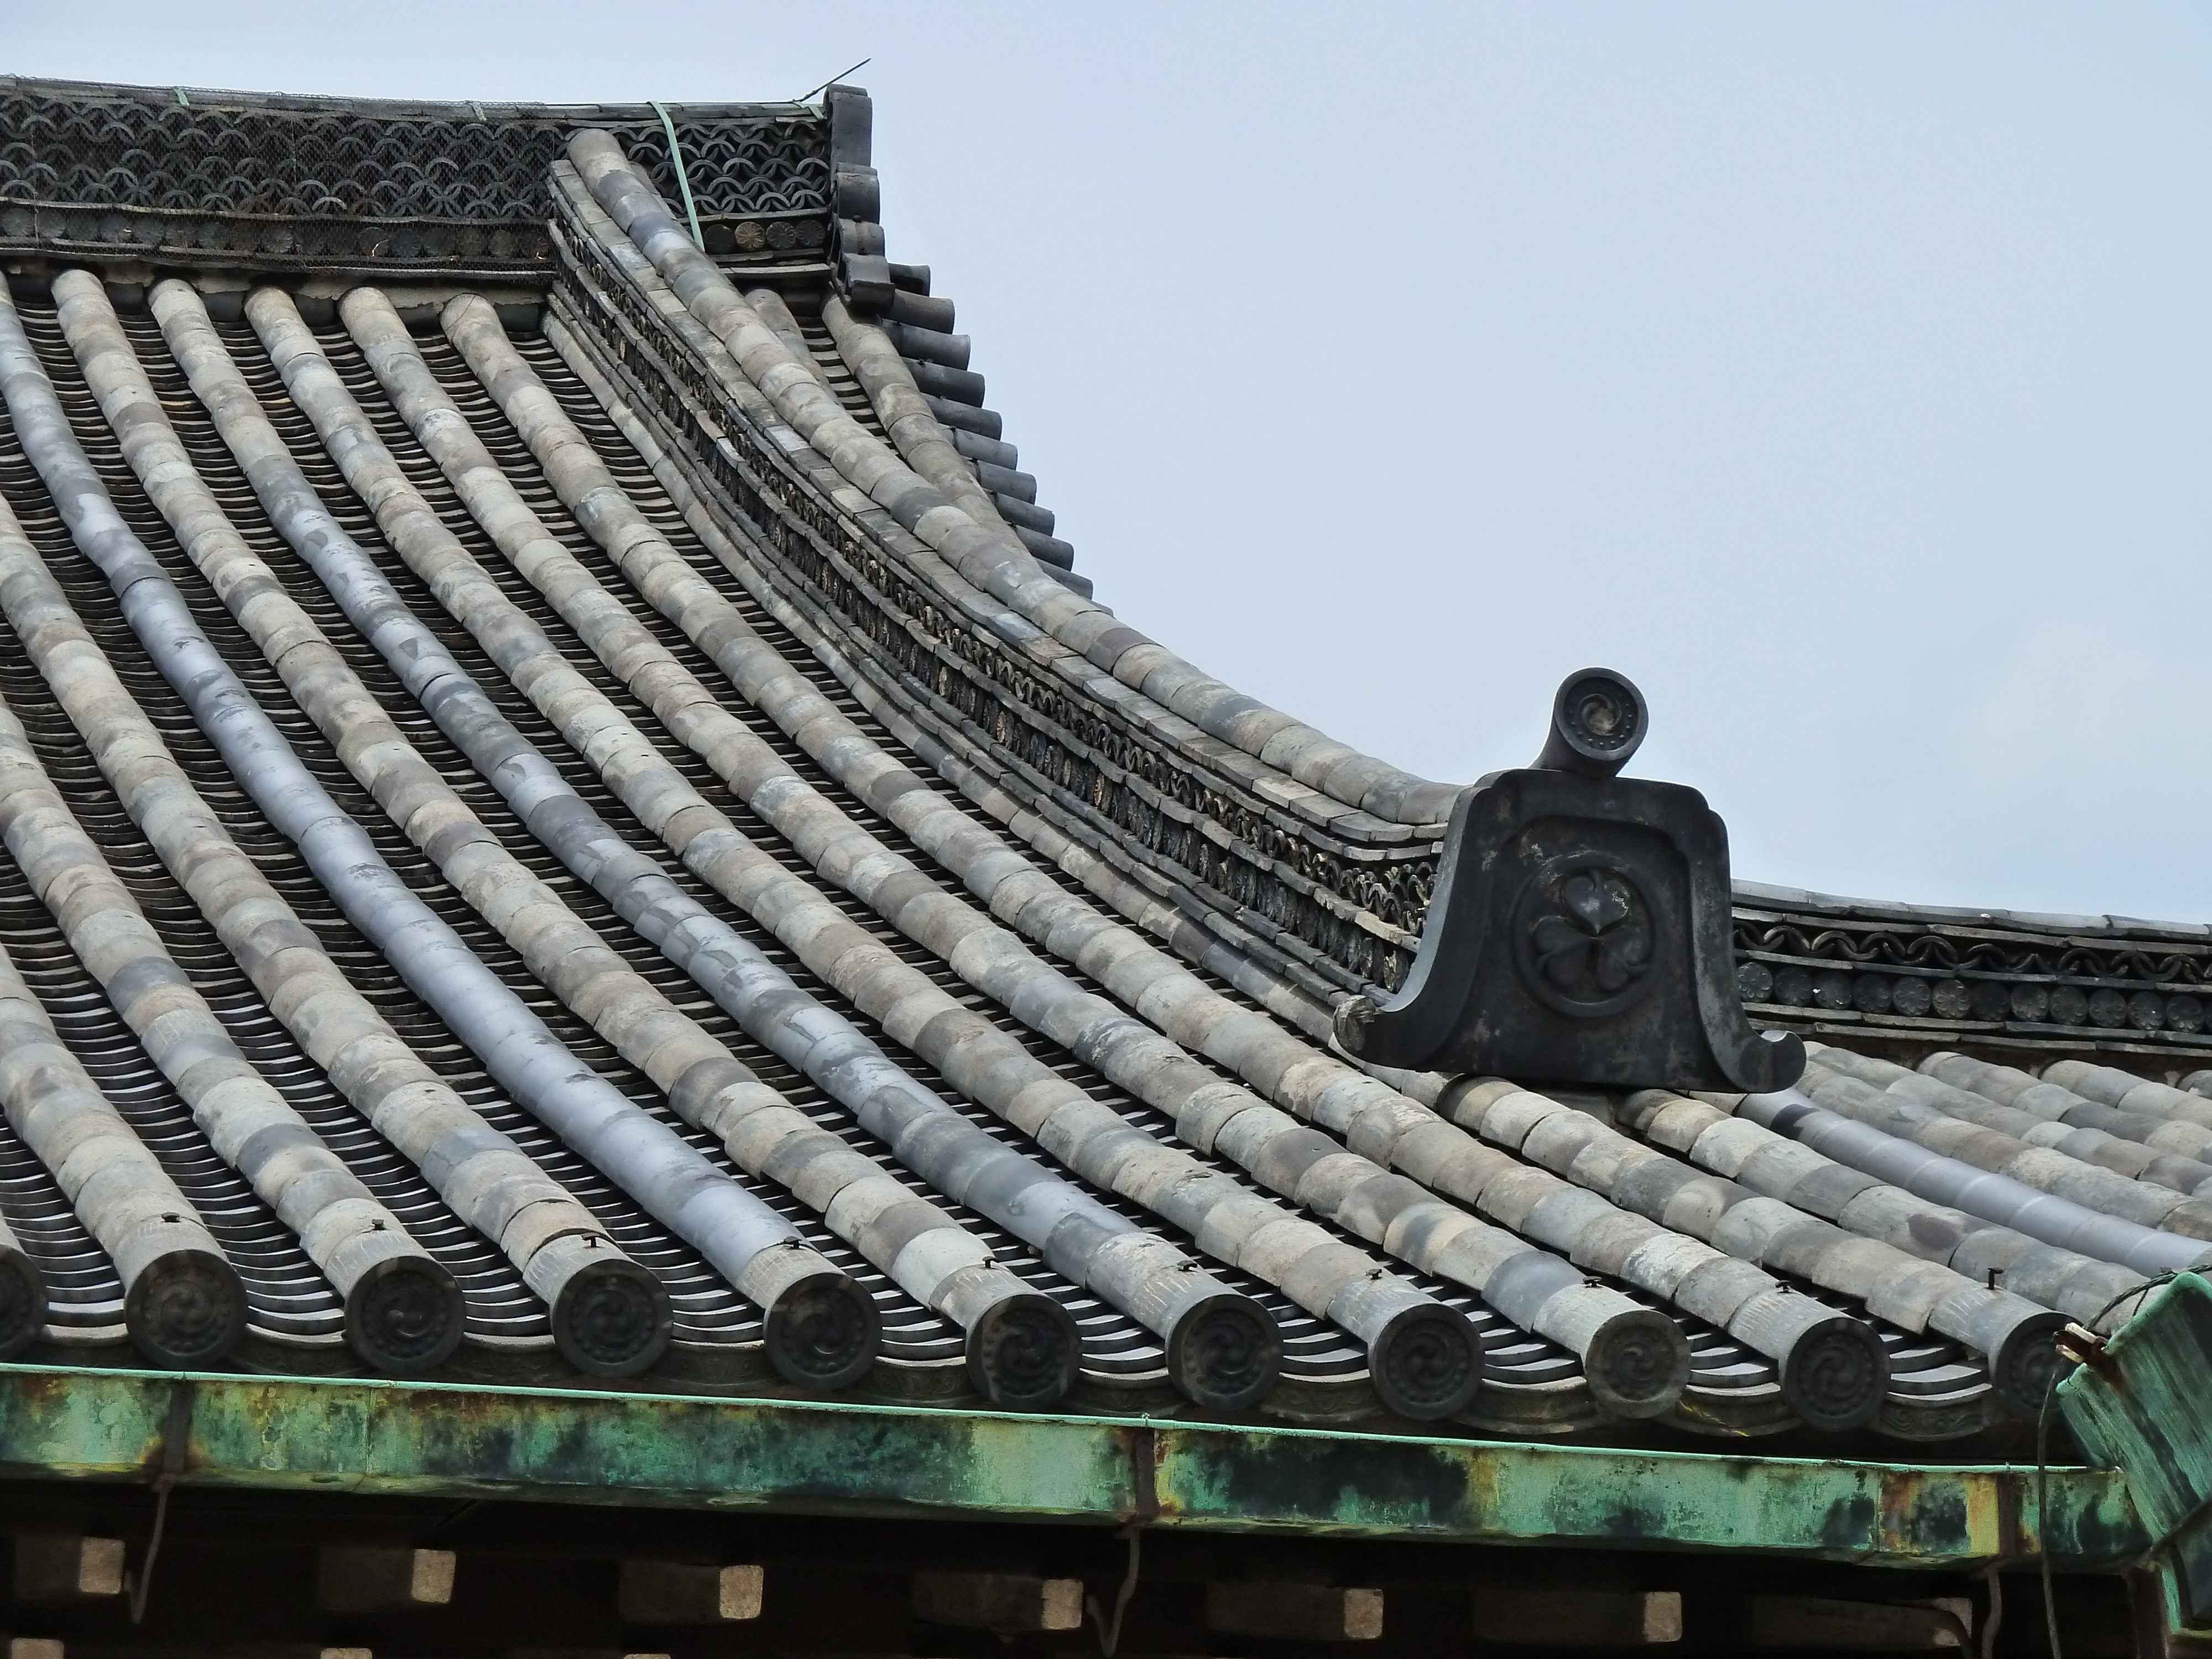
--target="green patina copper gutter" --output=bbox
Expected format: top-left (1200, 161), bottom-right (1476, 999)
top-left (2062, 1272), bottom-right (2212, 1632)
top-left (0, 1362), bottom-right (2141, 1568)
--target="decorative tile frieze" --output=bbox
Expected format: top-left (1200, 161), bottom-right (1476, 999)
top-left (0, 79), bottom-right (828, 276)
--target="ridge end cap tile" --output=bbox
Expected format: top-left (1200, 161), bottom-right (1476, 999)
top-left (1392, 783), bottom-right (1465, 827)
top-left (1732, 879), bottom-right (2208, 941)
top-left (1359, 776), bottom-right (1444, 826)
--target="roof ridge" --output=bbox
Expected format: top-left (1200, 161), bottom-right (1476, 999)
top-left (0, 74), bottom-right (818, 122)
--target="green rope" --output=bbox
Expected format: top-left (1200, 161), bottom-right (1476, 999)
top-left (649, 100), bottom-right (705, 251)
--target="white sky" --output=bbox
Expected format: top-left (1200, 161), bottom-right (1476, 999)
top-left (11, 3), bottom-right (2211, 920)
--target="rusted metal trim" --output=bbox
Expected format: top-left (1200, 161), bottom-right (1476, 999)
top-left (1129, 1420), bottom-right (1160, 1526)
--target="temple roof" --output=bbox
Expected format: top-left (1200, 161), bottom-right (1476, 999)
top-left (0, 77), bottom-right (2201, 1467)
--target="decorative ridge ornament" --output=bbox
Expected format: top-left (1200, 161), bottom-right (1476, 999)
top-left (1334, 670), bottom-right (1805, 1092)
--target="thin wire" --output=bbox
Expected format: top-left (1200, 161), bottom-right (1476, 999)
top-left (648, 101), bottom-right (705, 251)
top-left (129, 1383), bottom-right (194, 1625)
top-left (1086, 1527), bottom-right (1141, 1658)
top-left (2029, 1271), bottom-right (2179, 1659)
top-left (1978, 1561), bottom-right (2004, 1659)
top-left (127, 1477), bottom-right (176, 1624)
top-left (2037, 1375), bottom-right (2063, 1659)
top-left (794, 58), bottom-right (873, 105)
top-left (2086, 1272), bottom-right (2176, 1332)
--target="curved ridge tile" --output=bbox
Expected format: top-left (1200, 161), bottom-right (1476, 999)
top-left (552, 141), bottom-right (2212, 1076)
top-left (546, 169), bottom-right (1413, 1010)
top-left (821, 294), bottom-right (1023, 554)
top-left (564, 129), bottom-right (1460, 827)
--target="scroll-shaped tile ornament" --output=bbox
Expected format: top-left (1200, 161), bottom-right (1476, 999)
top-left (1335, 671), bottom-right (1804, 1092)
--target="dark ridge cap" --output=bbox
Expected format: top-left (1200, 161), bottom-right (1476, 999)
top-left (1734, 879), bottom-right (2211, 945)
top-left (0, 82), bottom-right (833, 282)
top-left (0, 75), bottom-right (821, 125)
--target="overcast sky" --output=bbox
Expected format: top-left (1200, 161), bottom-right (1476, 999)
top-left (12, 5), bottom-right (2211, 921)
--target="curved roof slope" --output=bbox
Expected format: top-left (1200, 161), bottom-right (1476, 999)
top-left (0, 82), bottom-right (2200, 1457)
top-left (6, 76), bottom-right (2207, 1050)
